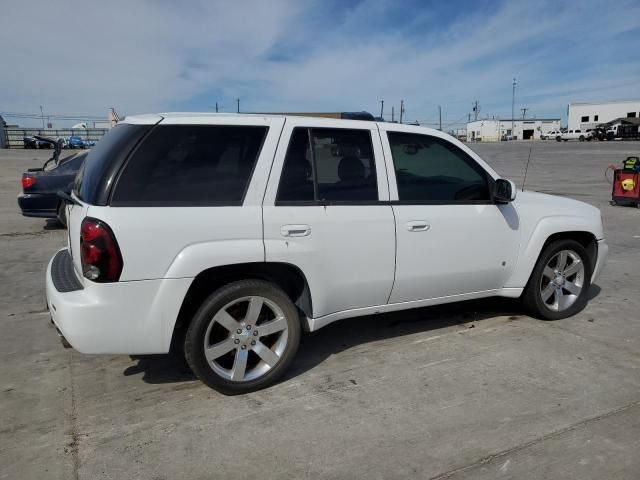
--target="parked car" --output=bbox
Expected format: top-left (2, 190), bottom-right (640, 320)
top-left (18, 148), bottom-right (87, 227)
top-left (23, 135), bottom-right (53, 149)
top-left (558, 129), bottom-right (592, 142)
top-left (541, 130), bottom-right (561, 140)
top-left (46, 113), bottom-right (608, 394)
top-left (67, 136), bottom-right (95, 149)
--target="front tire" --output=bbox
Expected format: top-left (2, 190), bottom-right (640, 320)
top-left (184, 280), bottom-right (301, 394)
top-left (522, 239), bottom-right (592, 320)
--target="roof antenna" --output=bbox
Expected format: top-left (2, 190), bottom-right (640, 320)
top-left (521, 142), bottom-right (533, 192)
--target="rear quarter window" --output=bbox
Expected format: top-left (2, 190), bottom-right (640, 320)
top-left (111, 125), bottom-right (267, 206)
top-left (74, 124), bottom-right (151, 205)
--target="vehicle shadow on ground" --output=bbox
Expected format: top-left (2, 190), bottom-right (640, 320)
top-left (123, 297), bottom-right (523, 385)
top-left (43, 219), bottom-right (64, 230)
top-left (123, 285), bottom-right (603, 386)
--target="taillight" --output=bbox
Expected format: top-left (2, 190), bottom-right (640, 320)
top-left (80, 217), bottom-right (123, 282)
top-left (22, 175), bottom-right (36, 189)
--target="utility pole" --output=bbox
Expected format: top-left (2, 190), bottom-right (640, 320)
top-left (468, 113), bottom-right (471, 123)
top-left (473, 100), bottom-right (480, 121)
top-left (380, 100), bottom-right (384, 119)
top-left (399, 100), bottom-right (404, 124)
top-left (521, 107), bottom-right (528, 119)
top-left (391, 106), bottom-right (395, 122)
top-left (215, 102), bottom-right (219, 113)
top-left (512, 78), bottom-right (517, 140)
top-left (438, 106), bottom-right (442, 131)
top-left (236, 99), bottom-right (240, 113)
top-left (39, 105), bottom-right (44, 129)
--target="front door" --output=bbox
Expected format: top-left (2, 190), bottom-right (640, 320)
top-left (262, 119), bottom-right (396, 318)
top-left (380, 128), bottom-right (520, 303)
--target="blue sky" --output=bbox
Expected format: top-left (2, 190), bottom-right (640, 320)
top-left (1, 0), bottom-right (639, 128)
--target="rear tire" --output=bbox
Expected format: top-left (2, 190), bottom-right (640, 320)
top-left (579, 135), bottom-right (585, 142)
top-left (522, 239), bottom-right (592, 320)
top-left (184, 280), bottom-right (301, 394)
top-left (555, 136), bottom-right (561, 142)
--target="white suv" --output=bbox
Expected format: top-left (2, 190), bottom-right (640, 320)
top-left (47, 113), bottom-right (608, 394)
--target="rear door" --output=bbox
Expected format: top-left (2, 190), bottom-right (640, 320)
top-left (262, 118), bottom-right (395, 318)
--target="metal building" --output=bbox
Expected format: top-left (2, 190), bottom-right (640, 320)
top-left (466, 118), bottom-right (561, 142)
top-left (568, 100), bottom-right (640, 131)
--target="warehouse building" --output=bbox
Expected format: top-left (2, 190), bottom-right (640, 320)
top-left (568, 100), bottom-right (640, 131)
top-left (466, 118), bottom-right (561, 142)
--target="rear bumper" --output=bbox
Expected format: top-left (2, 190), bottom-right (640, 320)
top-left (18, 193), bottom-right (57, 218)
top-left (592, 239), bottom-right (608, 283)
top-left (46, 248), bottom-right (192, 354)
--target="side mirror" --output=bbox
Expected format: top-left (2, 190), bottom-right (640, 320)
top-left (494, 179), bottom-right (517, 203)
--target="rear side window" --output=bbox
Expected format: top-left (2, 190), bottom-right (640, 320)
top-left (112, 125), bottom-right (267, 206)
top-left (277, 127), bottom-right (378, 203)
top-left (75, 124), bottom-right (150, 204)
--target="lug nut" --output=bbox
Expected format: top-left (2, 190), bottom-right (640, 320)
top-left (234, 339), bottom-right (240, 344)
top-left (241, 345), bottom-right (247, 350)
top-left (251, 340), bottom-right (256, 346)
top-left (236, 328), bottom-right (242, 334)
top-left (246, 325), bottom-right (252, 330)
top-left (253, 330), bottom-right (259, 336)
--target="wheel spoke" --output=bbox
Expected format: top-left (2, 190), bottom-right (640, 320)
top-left (541, 283), bottom-right (555, 302)
top-left (231, 348), bottom-right (249, 381)
top-left (552, 287), bottom-right (563, 310)
top-left (205, 338), bottom-right (236, 363)
top-left (563, 281), bottom-right (581, 295)
top-left (257, 316), bottom-right (287, 337)
top-left (244, 297), bottom-right (264, 325)
top-left (214, 309), bottom-right (241, 332)
top-left (563, 260), bottom-right (582, 277)
top-left (253, 341), bottom-right (280, 367)
top-left (556, 251), bottom-right (568, 271)
top-left (543, 266), bottom-right (555, 280)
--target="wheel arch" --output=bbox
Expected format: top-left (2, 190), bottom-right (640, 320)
top-left (170, 262), bottom-right (312, 351)
top-left (507, 223), bottom-right (598, 289)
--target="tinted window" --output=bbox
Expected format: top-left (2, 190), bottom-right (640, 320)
top-left (112, 125), bottom-right (267, 205)
top-left (75, 124), bottom-right (150, 204)
top-left (387, 132), bottom-right (490, 202)
top-left (276, 129), bottom-right (314, 202)
top-left (277, 127), bottom-right (378, 203)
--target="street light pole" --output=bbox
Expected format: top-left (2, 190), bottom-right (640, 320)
top-left (511, 78), bottom-right (517, 140)
top-left (40, 105), bottom-right (45, 129)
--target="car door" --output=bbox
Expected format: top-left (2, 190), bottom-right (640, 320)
top-left (262, 118), bottom-right (395, 319)
top-left (380, 125), bottom-right (520, 303)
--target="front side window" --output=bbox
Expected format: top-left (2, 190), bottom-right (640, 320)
top-left (387, 132), bottom-right (490, 203)
top-left (112, 125), bottom-right (267, 205)
top-left (277, 127), bottom-right (378, 203)
top-left (581, 116), bottom-right (589, 122)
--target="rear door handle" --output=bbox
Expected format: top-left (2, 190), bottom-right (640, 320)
top-left (406, 221), bottom-right (430, 232)
top-left (281, 224), bottom-right (311, 237)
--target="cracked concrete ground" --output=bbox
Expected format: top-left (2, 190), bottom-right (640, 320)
top-left (1, 141), bottom-right (639, 479)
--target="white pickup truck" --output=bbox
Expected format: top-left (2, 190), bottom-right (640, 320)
top-left (558, 129), bottom-right (591, 142)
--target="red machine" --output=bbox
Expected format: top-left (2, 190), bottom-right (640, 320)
top-left (611, 156), bottom-right (640, 207)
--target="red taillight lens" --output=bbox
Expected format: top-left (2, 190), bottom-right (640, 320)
top-left (80, 217), bottom-right (123, 282)
top-left (22, 175), bottom-right (36, 189)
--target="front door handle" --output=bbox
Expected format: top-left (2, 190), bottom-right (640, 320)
top-left (281, 224), bottom-right (311, 237)
top-left (406, 221), bottom-right (430, 232)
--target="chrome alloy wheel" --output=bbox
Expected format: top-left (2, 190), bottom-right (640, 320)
top-left (540, 250), bottom-right (585, 312)
top-left (203, 296), bottom-right (289, 382)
